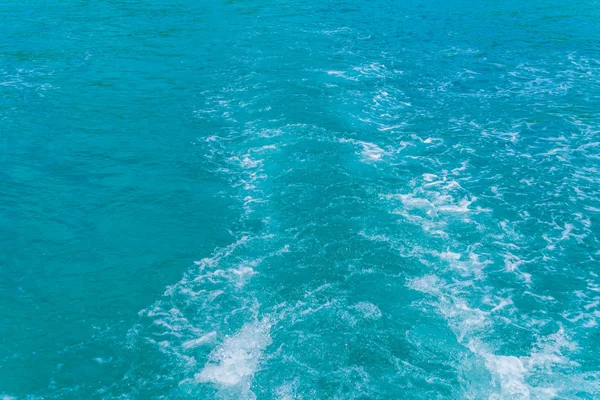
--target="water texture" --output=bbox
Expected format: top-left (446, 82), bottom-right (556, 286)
top-left (1, 0), bottom-right (600, 398)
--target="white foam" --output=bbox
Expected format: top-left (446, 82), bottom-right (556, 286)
top-left (353, 62), bottom-right (388, 78)
top-left (340, 138), bottom-right (387, 162)
top-left (408, 275), bottom-right (443, 296)
top-left (359, 141), bottom-right (386, 161)
top-left (352, 302), bottom-right (382, 319)
top-left (466, 329), bottom-right (566, 399)
top-left (439, 251), bottom-right (461, 261)
top-left (325, 70), bottom-right (359, 81)
top-left (504, 254), bottom-right (526, 273)
top-left (482, 352), bottom-right (531, 399)
top-left (411, 270), bottom-right (579, 399)
top-left (196, 319), bottom-right (272, 389)
top-left (182, 331), bottom-right (217, 349)
top-left (240, 156), bottom-right (262, 169)
top-left (275, 379), bottom-right (300, 400)
top-left (230, 264), bottom-right (258, 287)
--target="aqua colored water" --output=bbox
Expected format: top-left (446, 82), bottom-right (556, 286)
top-left (2, 0), bottom-right (600, 398)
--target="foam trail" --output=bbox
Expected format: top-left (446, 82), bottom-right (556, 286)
top-left (196, 319), bottom-right (272, 399)
top-left (182, 331), bottom-right (217, 349)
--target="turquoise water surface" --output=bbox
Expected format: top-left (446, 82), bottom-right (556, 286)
top-left (2, 0), bottom-right (600, 398)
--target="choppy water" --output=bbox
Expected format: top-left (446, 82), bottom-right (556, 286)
top-left (2, 0), bottom-right (600, 398)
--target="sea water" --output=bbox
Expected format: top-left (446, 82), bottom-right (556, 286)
top-left (1, 0), bottom-right (600, 398)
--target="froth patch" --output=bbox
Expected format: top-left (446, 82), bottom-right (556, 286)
top-left (182, 331), bottom-right (217, 349)
top-left (359, 141), bottom-right (386, 161)
top-left (340, 138), bottom-right (388, 162)
top-left (352, 301), bottom-right (383, 319)
top-left (196, 319), bottom-right (272, 389)
top-left (481, 351), bottom-right (530, 399)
